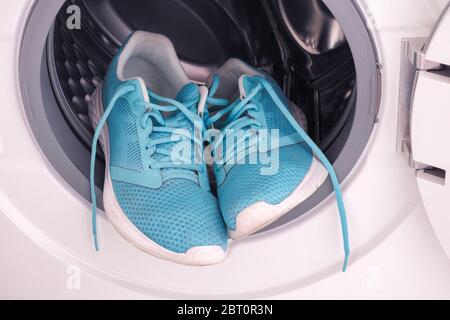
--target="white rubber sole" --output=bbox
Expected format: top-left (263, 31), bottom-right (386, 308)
top-left (228, 155), bottom-right (329, 240)
top-left (89, 86), bottom-right (227, 266)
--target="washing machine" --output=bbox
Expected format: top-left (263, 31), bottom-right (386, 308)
top-left (1, 0), bottom-right (450, 299)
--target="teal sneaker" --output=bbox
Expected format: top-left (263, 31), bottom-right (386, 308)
top-left (204, 59), bottom-right (350, 271)
top-left (89, 31), bottom-right (228, 266)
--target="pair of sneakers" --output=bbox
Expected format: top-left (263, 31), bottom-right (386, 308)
top-left (89, 32), bottom-right (350, 269)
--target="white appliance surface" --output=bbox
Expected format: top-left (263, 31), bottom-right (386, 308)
top-left (0, 0), bottom-right (449, 299)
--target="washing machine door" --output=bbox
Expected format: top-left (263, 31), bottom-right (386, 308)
top-left (411, 3), bottom-right (450, 258)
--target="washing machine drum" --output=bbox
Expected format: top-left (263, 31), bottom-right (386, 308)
top-left (50, 0), bottom-right (355, 152)
top-left (18, 0), bottom-right (380, 296)
top-left (42, 0), bottom-right (375, 212)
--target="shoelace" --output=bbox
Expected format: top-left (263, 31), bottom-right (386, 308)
top-left (90, 84), bottom-right (204, 251)
top-left (205, 76), bottom-right (266, 167)
top-left (205, 75), bottom-right (350, 272)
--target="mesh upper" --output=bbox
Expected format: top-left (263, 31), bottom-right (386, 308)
top-left (218, 144), bottom-right (313, 230)
top-left (108, 98), bottom-right (143, 171)
top-left (259, 93), bottom-right (296, 137)
top-left (113, 179), bottom-right (228, 253)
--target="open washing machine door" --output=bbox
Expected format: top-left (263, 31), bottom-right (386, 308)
top-left (410, 3), bottom-right (450, 258)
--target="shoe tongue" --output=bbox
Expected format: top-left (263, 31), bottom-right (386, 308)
top-left (162, 83), bottom-right (200, 125)
top-left (176, 83), bottom-right (200, 106)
